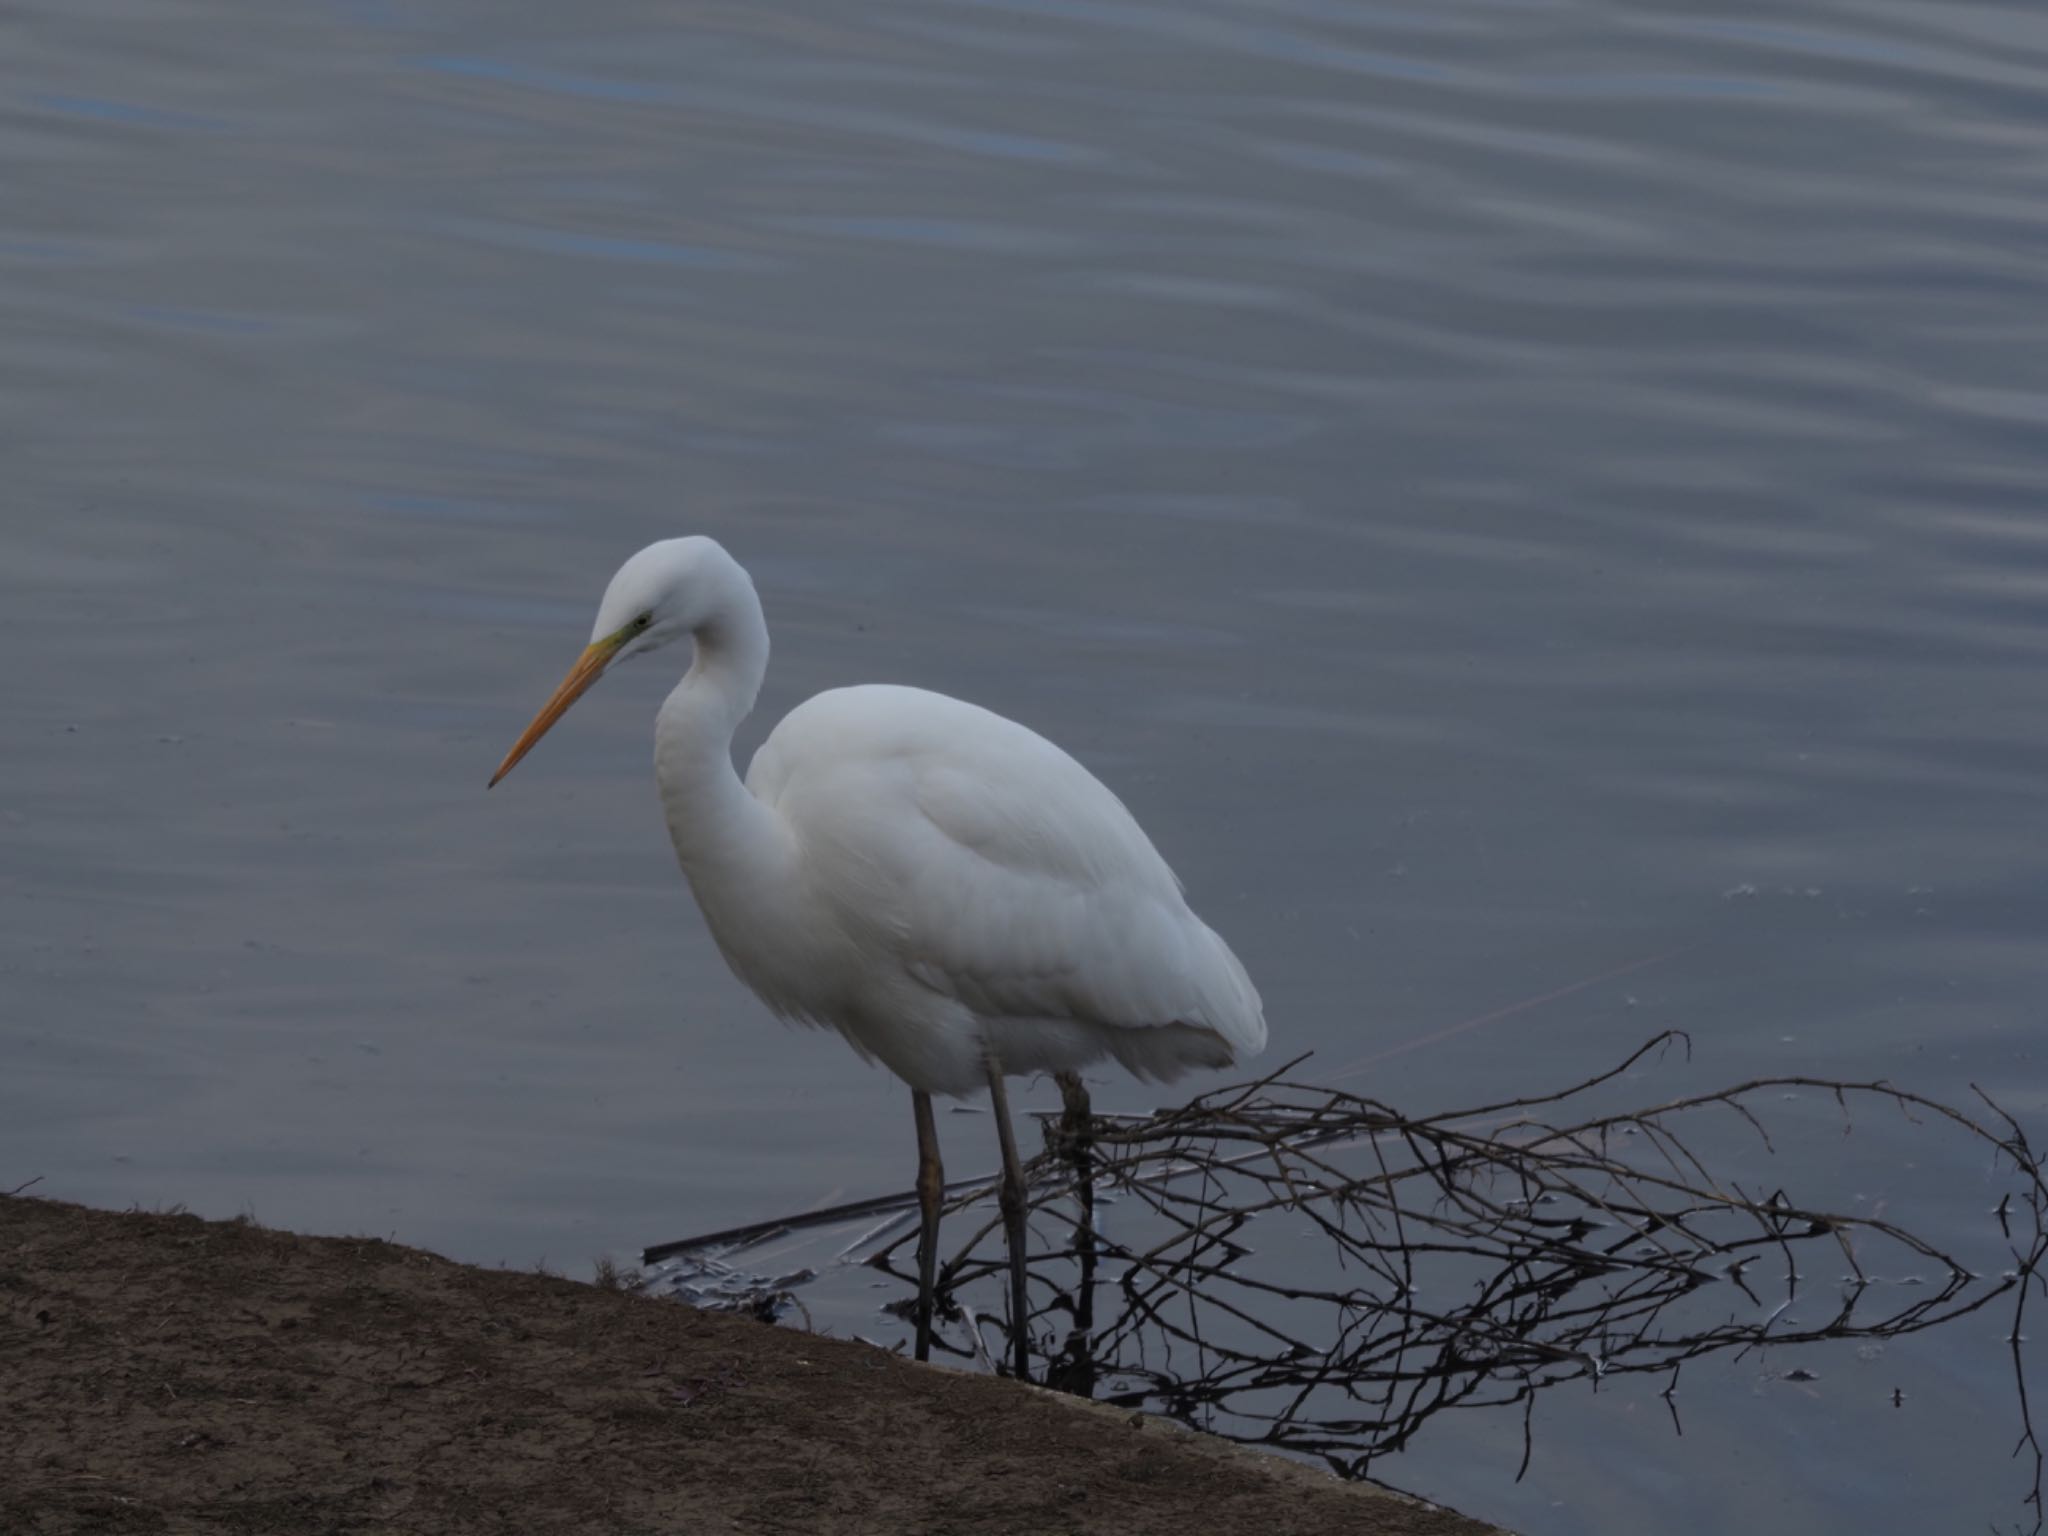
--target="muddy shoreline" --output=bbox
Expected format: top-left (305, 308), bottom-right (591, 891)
top-left (1, 1195), bottom-right (1504, 1534)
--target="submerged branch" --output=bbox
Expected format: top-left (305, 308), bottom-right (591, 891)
top-left (649, 1037), bottom-right (2046, 1529)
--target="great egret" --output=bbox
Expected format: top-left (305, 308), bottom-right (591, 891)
top-left (489, 537), bottom-right (1266, 1376)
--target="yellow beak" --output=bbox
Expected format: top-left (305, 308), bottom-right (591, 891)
top-left (488, 636), bottom-right (623, 787)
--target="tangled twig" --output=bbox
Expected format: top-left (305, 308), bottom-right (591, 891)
top-left (647, 1033), bottom-right (2045, 1528)
top-left (861, 1033), bottom-right (2045, 1521)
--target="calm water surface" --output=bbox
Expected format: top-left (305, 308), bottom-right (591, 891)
top-left (6, 1), bottom-right (2048, 1529)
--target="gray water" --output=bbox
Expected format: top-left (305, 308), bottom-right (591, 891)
top-left (6, 0), bottom-right (2048, 1529)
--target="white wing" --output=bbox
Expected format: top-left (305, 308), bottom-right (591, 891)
top-left (748, 685), bottom-right (1265, 1064)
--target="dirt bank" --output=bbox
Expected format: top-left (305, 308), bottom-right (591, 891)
top-left (0, 1195), bottom-right (1503, 1535)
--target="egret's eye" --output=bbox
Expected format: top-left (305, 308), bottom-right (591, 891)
top-left (634, 613), bottom-right (653, 631)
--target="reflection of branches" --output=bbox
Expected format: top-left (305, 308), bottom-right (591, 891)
top-left (647, 1034), bottom-right (2046, 1530)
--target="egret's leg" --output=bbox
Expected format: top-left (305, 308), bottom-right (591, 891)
top-left (1051, 1071), bottom-right (1099, 1397)
top-left (984, 1060), bottom-right (1033, 1381)
top-left (1053, 1068), bottom-right (1095, 1227)
top-left (1053, 1070), bottom-right (1092, 1147)
top-left (912, 1088), bottom-right (943, 1363)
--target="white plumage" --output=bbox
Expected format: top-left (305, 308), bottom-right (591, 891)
top-left (729, 682), bottom-right (1263, 1095)
top-left (490, 535), bottom-right (1266, 1372)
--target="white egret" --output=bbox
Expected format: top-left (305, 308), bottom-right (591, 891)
top-left (489, 537), bottom-right (1266, 1375)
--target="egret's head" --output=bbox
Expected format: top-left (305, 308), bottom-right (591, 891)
top-left (591, 537), bottom-right (717, 663)
top-left (488, 537), bottom-right (737, 787)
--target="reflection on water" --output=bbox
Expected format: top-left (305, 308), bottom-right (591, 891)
top-left (6, 0), bottom-right (2048, 1530)
top-left (649, 1035), bottom-right (2048, 1526)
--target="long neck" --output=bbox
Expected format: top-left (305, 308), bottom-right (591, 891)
top-left (651, 559), bottom-right (790, 881)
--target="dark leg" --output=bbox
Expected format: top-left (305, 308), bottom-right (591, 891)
top-left (1049, 1071), bottom-right (1098, 1397)
top-left (1053, 1071), bottom-right (1092, 1150)
top-left (912, 1088), bottom-right (943, 1363)
top-left (1052, 1069), bottom-right (1095, 1245)
top-left (1064, 1073), bottom-right (1097, 1228)
top-left (984, 1059), bottom-right (1033, 1381)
